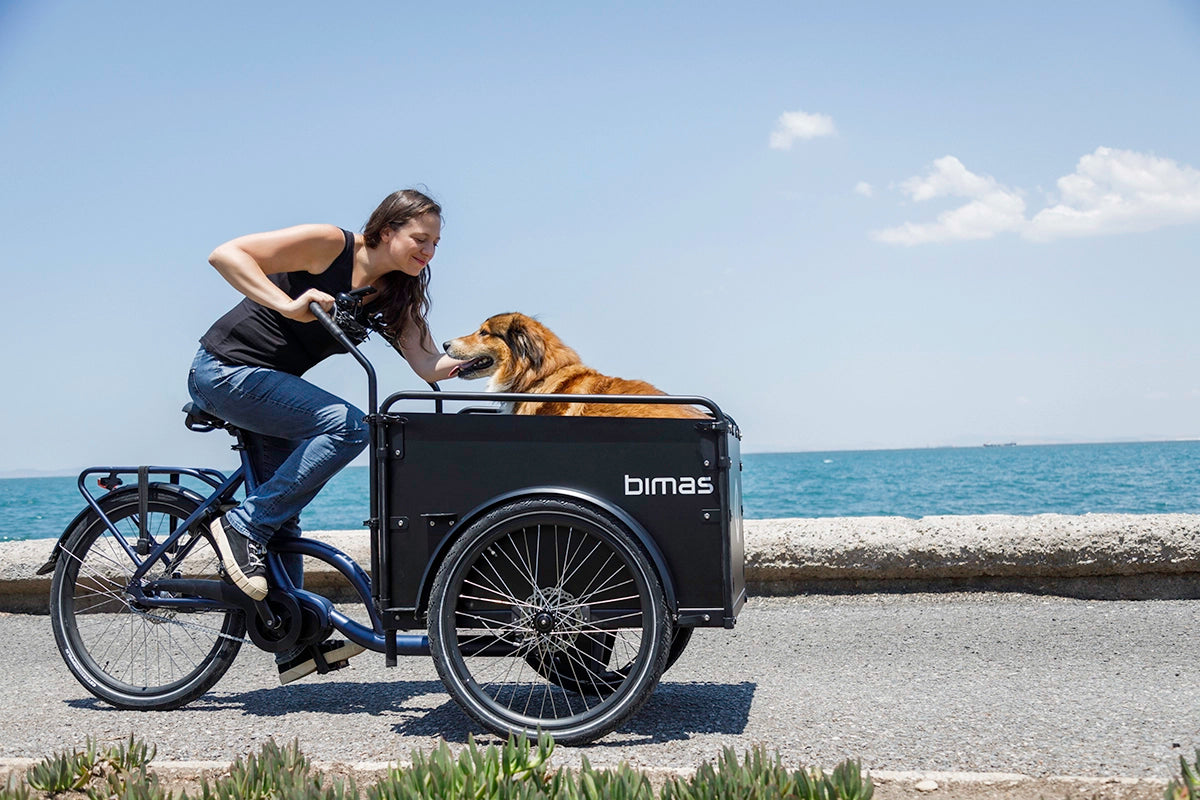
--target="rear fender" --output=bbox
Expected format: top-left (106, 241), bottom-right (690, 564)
top-left (36, 482), bottom-right (208, 575)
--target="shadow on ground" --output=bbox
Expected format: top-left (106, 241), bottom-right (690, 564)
top-left (66, 679), bottom-right (756, 745)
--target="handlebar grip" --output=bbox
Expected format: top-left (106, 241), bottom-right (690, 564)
top-left (309, 301), bottom-right (342, 337)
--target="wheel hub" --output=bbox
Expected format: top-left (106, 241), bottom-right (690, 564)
top-left (516, 587), bottom-right (587, 653)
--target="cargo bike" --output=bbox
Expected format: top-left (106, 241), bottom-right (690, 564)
top-left (43, 292), bottom-right (746, 744)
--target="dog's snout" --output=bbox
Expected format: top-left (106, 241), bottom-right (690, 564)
top-left (441, 340), bottom-right (451, 352)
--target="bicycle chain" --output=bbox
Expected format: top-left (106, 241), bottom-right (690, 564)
top-left (131, 607), bottom-right (252, 645)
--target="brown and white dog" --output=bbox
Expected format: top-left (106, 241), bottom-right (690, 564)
top-left (444, 312), bottom-right (705, 418)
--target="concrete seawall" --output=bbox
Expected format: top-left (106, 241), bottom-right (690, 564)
top-left (5, 513), bottom-right (1200, 613)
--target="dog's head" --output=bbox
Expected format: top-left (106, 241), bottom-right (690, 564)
top-left (443, 313), bottom-right (578, 391)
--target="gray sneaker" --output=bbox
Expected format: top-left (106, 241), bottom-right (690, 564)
top-left (209, 514), bottom-right (268, 601)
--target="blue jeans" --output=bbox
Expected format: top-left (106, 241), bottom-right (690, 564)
top-left (187, 347), bottom-right (369, 587)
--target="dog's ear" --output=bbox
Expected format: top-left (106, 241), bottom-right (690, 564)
top-left (505, 316), bottom-right (544, 371)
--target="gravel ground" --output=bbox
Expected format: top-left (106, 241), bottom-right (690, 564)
top-left (3, 593), bottom-right (1199, 781)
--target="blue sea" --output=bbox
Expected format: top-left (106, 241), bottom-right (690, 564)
top-left (4, 440), bottom-right (1200, 543)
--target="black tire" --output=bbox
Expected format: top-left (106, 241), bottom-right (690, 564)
top-left (428, 497), bottom-right (671, 745)
top-left (665, 625), bottom-right (693, 672)
top-left (49, 487), bottom-right (245, 710)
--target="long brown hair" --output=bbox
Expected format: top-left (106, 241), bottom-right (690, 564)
top-left (362, 189), bottom-right (442, 349)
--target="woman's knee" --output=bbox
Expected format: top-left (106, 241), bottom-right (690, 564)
top-left (347, 413), bottom-right (369, 450)
top-left (329, 404), bottom-right (369, 451)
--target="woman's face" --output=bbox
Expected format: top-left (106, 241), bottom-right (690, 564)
top-left (383, 211), bottom-right (441, 276)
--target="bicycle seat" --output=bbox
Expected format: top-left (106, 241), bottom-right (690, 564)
top-left (182, 402), bottom-right (231, 433)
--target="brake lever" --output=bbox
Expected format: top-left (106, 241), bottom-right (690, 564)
top-left (328, 287), bottom-right (377, 344)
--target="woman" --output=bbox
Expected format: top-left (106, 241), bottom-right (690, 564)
top-left (188, 189), bottom-right (464, 684)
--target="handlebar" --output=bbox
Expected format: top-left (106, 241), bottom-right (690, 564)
top-left (309, 299), bottom-right (379, 415)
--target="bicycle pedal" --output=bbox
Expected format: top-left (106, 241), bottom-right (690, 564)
top-left (312, 655), bottom-right (350, 675)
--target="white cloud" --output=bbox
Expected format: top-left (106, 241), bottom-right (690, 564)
top-left (1026, 147), bottom-right (1200, 240)
top-left (897, 156), bottom-right (1000, 202)
top-left (769, 110), bottom-right (836, 149)
top-left (872, 148), bottom-right (1200, 246)
top-left (871, 156), bottom-right (1026, 245)
top-left (854, 181), bottom-right (874, 198)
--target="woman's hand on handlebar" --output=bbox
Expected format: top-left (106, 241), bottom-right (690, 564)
top-left (280, 289), bottom-right (335, 323)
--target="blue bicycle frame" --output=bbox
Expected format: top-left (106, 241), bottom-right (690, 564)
top-left (75, 456), bottom-right (430, 656)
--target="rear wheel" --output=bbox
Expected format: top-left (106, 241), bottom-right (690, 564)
top-left (49, 488), bottom-right (245, 710)
top-left (428, 497), bottom-right (670, 745)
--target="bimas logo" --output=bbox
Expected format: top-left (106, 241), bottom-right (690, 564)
top-left (624, 474), bottom-right (714, 496)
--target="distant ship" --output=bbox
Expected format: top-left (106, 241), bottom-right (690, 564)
top-left (983, 442), bottom-right (1017, 448)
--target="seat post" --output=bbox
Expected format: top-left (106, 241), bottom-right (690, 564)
top-left (228, 427), bottom-right (260, 493)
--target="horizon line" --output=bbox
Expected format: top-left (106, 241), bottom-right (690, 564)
top-left (5, 435), bottom-right (1200, 479)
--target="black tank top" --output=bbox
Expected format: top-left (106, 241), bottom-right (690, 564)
top-left (199, 228), bottom-right (359, 376)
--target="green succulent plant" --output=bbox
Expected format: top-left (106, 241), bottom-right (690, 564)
top-left (1167, 750), bottom-right (1200, 800)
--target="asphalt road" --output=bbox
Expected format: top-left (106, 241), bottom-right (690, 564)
top-left (3, 593), bottom-right (1199, 779)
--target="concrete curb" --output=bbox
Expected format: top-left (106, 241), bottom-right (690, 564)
top-left (4, 513), bottom-right (1200, 612)
top-left (744, 513), bottom-right (1200, 599)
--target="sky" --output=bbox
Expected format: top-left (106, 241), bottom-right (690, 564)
top-left (1, 0), bottom-right (1199, 474)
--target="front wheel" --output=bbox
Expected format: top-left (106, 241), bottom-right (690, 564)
top-left (49, 487), bottom-right (245, 710)
top-left (428, 497), bottom-right (671, 745)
